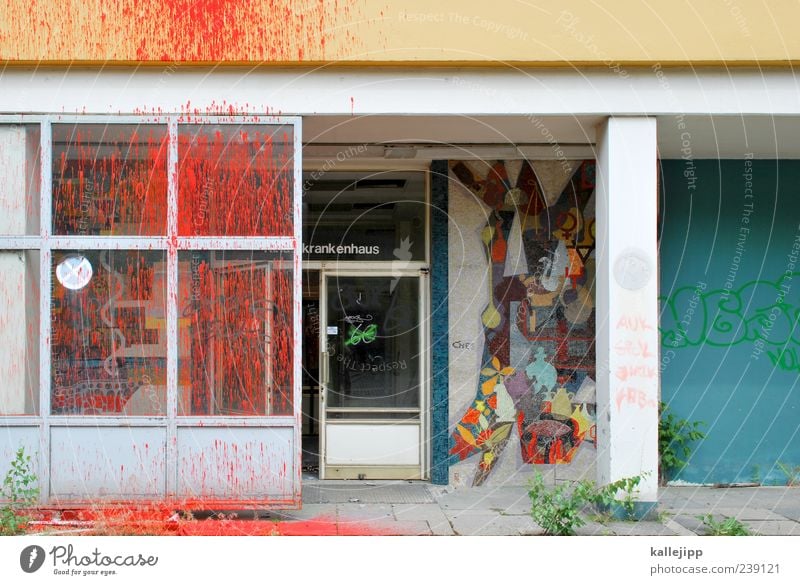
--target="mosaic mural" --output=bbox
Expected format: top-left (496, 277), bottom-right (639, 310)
top-left (448, 160), bottom-right (597, 486)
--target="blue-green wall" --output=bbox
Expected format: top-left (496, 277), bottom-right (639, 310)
top-left (660, 159), bottom-right (800, 485)
top-left (430, 160), bottom-right (449, 485)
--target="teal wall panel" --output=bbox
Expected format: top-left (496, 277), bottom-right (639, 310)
top-left (660, 159), bottom-right (800, 485)
top-left (430, 160), bottom-right (450, 485)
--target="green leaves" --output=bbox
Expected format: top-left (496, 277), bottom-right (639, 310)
top-left (1, 447), bottom-right (40, 535)
top-left (528, 474), bottom-right (590, 535)
top-left (659, 402), bottom-right (706, 484)
top-left (528, 472), bottom-right (644, 535)
top-left (604, 475), bottom-right (643, 519)
top-left (698, 514), bottom-right (753, 536)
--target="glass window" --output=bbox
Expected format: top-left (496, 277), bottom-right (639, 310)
top-left (51, 250), bottom-right (167, 415)
top-left (178, 124), bottom-right (294, 237)
top-left (0, 250), bottom-right (40, 415)
top-left (1, 118), bottom-right (298, 421)
top-left (326, 275), bottom-right (420, 409)
top-left (303, 171), bottom-right (426, 261)
top-left (52, 124), bottom-right (168, 236)
top-left (0, 125), bottom-right (40, 235)
top-left (178, 251), bottom-right (293, 416)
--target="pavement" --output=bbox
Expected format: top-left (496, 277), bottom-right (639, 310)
top-left (28, 480), bottom-right (800, 536)
top-left (262, 481), bottom-right (800, 536)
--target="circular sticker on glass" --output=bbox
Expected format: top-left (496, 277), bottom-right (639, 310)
top-left (56, 255), bottom-right (93, 290)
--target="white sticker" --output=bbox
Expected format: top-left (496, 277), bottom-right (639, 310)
top-left (56, 255), bottom-right (93, 290)
top-left (614, 248), bottom-right (653, 290)
top-left (326, 326), bottom-right (338, 335)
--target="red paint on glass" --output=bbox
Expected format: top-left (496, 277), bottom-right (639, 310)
top-left (177, 125), bottom-right (293, 237)
top-left (53, 124), bottom-right (168, 236)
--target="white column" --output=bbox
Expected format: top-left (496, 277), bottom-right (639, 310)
top-left (595, 117), bottom-right (659, 505)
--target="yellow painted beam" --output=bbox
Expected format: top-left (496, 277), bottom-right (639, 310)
top-left (1, 0), bottom-right (797, 66)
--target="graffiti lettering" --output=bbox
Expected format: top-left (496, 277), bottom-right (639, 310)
top-left (660, 274), bottom-right (800, 353)
top-left (767, 347), bottom-right (800, 373)
top-left (615, 364), bottom-right (657, 381)
top-left (615, 387), bottom-right (658, 410)
top-left (342, 314), bottom-right (373, 325)
top-left (452, 340), bottom-right (475, 350)
top-left (344, 324), bottom-right (378, 346)
top-left (614, 340), bottom-right (654, 358)
top-left (616, 315), bottom-right (654, 331)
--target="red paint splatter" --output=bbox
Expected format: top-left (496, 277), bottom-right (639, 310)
top-left (53, 124), bottom-right (168, 236)
top-left (2, 1), bottom-right (368, 63)
top-left (29, 508), bottom-right (421, 536)
top-left (177, 125), bottom-right (292, 237)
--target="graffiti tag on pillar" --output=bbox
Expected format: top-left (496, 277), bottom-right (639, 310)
top-left (452, 340), bottom-right (475, 350)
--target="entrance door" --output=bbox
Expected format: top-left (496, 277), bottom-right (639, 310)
top-left (319, 269), bottom-right (427, 479)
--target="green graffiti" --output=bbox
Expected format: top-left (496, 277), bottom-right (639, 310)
top-left (344, 324), bottom-right (378, 346)
top-left (767, 347), bottom-right (800, 373)
top-left (659, 273), bottom-right (800, 361)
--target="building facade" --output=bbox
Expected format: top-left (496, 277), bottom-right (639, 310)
top-left (1, 1), bottom-right (799, 511)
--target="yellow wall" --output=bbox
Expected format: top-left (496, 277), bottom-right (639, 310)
top-left (1, 0), bottom-right (797, 65)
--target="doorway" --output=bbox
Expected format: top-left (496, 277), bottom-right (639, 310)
top-left (300, 170), bottom-right (430, 480)
top-left (318, 268), bottom-right (427, 479)
top-left (301, 267), bottom-right (428, 480)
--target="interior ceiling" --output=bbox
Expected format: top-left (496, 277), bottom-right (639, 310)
top-left (303, 115), bottom-right (601, 146)
top-left (656, 115), bottom-right (800, 159)
top-left (303, 115), bottom-right (800, 159)
top-left (304, 170), bottom-right (424, 204)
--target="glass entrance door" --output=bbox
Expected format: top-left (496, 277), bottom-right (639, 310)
top-left (320, 270), bottom-right (426, 479)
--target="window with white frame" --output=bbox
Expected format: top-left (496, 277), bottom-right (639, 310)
top-left (0, 118), bottom-right (299, 419)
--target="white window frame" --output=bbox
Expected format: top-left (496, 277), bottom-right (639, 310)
top-left (0, 114), bottom-right (303, 504)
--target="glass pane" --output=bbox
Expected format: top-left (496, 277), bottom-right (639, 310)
top-left (0, 125), bottom-right (40, 235)
top-left (0, 251), bottom-right (40, 414)
top-left (51, 250), bottom-right (167, 415)
top-left (326, 276), bottom-right (420, 409)
top-left (327, 412), bottom-right (419, 420)
top-left (178, 125), bottom-right (294, 237)
top-left (303, 171), bottom-right (426, 261)
top-left (178, 251), bottom-right (294, 416)
top-left (52, 124), bottom-right (168, 236)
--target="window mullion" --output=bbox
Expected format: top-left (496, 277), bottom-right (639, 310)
top-left (38, 119), bottom-right (52, 503)
top-left (165, 118), bottom-right (179, 496)
top-left (47, 237), bottom-right (169, 249)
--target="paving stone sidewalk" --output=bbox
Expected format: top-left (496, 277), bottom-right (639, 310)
top-left (266, 481), bottom-right (800, 536)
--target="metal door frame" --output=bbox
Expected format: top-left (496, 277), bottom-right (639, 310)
top-left (318, 263), bottom-right (430, 480)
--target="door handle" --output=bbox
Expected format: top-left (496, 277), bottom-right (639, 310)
top-left (321, 351), bottom-right (329, 386)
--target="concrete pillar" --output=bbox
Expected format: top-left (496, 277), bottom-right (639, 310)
top-left (595, 117), bottom-right (659, 510)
